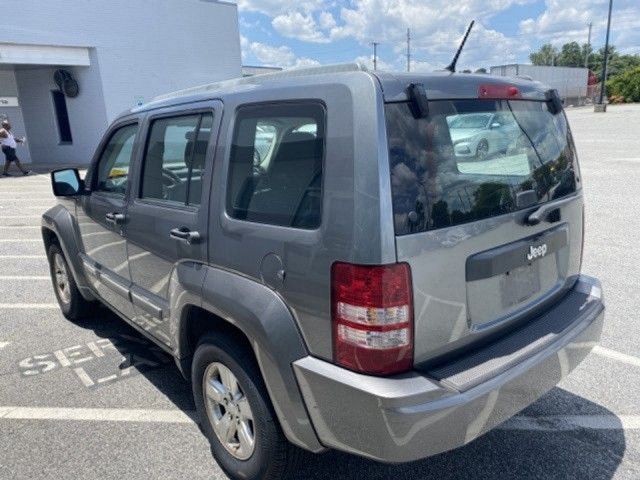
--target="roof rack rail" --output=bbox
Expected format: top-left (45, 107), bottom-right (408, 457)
top-left (152, 62), bottom-right (368, 102)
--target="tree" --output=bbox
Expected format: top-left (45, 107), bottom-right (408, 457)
top-left (475, 67), bottom-right (487, 74)
top-left (607, 66), bottom-right (640, 102)
top-left (530, 43), bottom-right (558, 66)
top-left (531, 42), bottom-right (589, 67)
top-left (581, 43), bottom-right (594, 68)
top-left (530, 42), bottom-right (640, 82)
top-left (557, 42), bottom-right (583, 67)
top-left (588, 46), bottom-right (640, 80)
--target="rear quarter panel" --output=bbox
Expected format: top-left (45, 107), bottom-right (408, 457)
top-left (207, 72), bottom-right (396, 361)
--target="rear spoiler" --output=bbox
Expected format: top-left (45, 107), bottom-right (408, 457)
top-left (404, 84), bottom-right (562, 119)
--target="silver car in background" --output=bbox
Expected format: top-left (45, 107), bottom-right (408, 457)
top-left (448, 111), bottom-right (519, 159)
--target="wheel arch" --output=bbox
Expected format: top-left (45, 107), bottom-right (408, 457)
top-left (41, 205), bottom-right (95, 301)
top-left (172, 265), bottom-right (325, 453)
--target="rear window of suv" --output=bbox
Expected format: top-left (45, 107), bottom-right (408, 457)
top-left (385, 99), bottom-right (579, 235)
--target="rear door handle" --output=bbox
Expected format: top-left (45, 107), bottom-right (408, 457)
top-left (169, 227), bottom-right (201, 245)
top-left (105, 212), bottom-right (126, 225)
top-left (526, 196), bottom-right (576, 225)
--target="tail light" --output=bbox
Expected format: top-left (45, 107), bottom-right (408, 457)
top-left (331, 262), bottom-right (413, 376)
top-left (478, 84), bottom-right (521, 99)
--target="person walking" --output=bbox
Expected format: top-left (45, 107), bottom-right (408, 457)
top-left (1, 120), bottom-right (32, 176)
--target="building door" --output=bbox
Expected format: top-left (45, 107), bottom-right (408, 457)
top-left (125, 104), bottom-right (218, 346)
top-left (77, 122), bottom-right (138, 319)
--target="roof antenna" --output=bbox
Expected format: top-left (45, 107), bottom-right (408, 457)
top-left (445, 20), bottom-right (475, 73)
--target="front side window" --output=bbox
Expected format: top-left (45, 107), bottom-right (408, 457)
top-left (95, 124), bottom-right (138, 195)
top-left (140, 113), bottom-right (213, 206)
top-left (227, 103), bottom-right (325, 229)
top-left (386, 100), bottom-right (578, 235)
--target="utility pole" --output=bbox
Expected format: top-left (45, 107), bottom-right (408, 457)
top-left (597, 0), bottom-right (614, 108)
top-left (406, 28), bottom-right (411, 72)
top-left (371, 41), bottom-right (379, 70)
top-left (585, 22), bottom-right (593, 68)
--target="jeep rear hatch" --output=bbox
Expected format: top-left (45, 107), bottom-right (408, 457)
top-left (384, 88), bottom-right (584, 366)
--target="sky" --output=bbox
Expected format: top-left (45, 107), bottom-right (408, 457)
top-left (235, 0), bottom-right (640, 72)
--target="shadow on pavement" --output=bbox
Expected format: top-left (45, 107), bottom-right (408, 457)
top-left (67, 305), bottom-right (194, 412)
top-left (72, 307), bottom-right (625, 480)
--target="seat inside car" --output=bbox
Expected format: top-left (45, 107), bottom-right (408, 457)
top-left (164, 129), bottom-right (210, 203)
top-left (241, 131), bottom-right (322, 226)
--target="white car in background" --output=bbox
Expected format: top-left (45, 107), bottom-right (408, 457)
top-left (448, 112), bottom-right (519, 160)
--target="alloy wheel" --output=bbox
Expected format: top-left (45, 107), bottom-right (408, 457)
top-left (53, 253), bottom-right (71, 305)
top-left (203, 362), bottom-right (256, 460)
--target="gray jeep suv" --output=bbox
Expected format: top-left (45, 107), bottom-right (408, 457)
top-left (43, 64), bottom-right (604, 480)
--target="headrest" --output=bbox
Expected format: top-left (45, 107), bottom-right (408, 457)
top-left (274, 131), bottom-right (320, 163)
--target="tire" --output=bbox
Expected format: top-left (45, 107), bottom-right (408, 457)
top-left (476, 139), bottom-right (489, 160)
top-left (47, 243), bottom-right (92, 321)
top-left (192, 333), bottom-right (303, 480)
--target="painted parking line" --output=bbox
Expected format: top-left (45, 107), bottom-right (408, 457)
top-left (0, 341), bottom-right (10, 350)
top-left (0, 303), bottom-right (58, 309)
top-left (0, 226), bottom-right (41, 229)
top-left (0, 407), bottom-right (196, 424)
top-left (0, 192), bottom-right (54, 196)
top-left (0, 239), bottom-right (42, 243)
top-left (593, 346), bottom-right (640, 368)
top-left (0, 206), bottom-right (54, 209)
top-left (0, 255), bottom-right (46, 259)
top-left (0, 407), bottom-right (637, 432)
top-left (0, 276), bottom-right (49, 280)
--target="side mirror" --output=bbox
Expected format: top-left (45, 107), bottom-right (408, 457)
top-left (490, 122), bottom-right (501, 129)
top-left (51, 168), bottom-right (84, 197)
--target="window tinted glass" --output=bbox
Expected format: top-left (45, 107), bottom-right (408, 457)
top-left (227, 103), bottom-right (324, 229)
top-left (187, 113), bottom-right (213, 206)
top-left (254, 122), bottom-right (277, 166)
top-left (95, 124), bottom-right (138, 195)
top-left (386, 100), bottom-right (578, 235)
top-left (141, 113), bottom-right (212, 206)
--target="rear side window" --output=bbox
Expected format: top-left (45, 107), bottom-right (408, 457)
top-left (226, 103), bottom-right (325, 229)
top-left (385, 100), bottom-right (578, 235)
top-left (141, 113), bottom-right (212, 206)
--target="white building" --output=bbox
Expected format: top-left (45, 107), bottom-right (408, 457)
top-left (0, 0), bottom-right (241, 165)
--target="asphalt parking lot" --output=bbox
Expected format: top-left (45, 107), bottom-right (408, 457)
top-left (1, 104), bottom-right (640, 479)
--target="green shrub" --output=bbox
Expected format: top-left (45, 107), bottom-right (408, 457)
top-left (607, 67), bottom-right (640, 103)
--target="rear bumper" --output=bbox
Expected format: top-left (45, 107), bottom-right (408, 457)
top-left (293, 275), bottom-right (604, 463)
